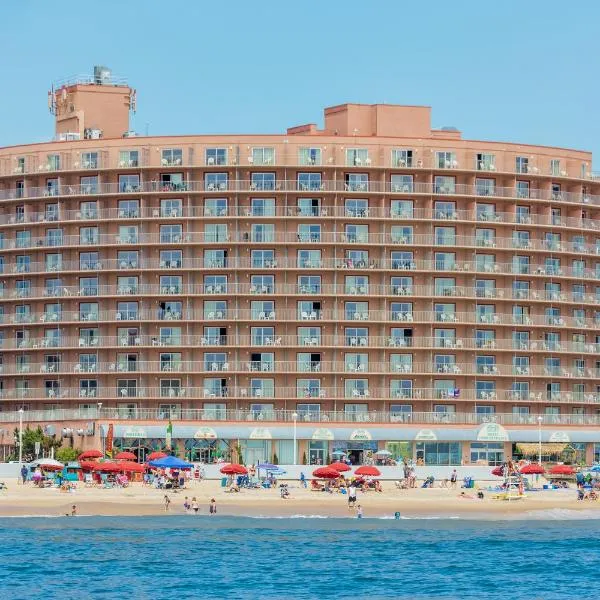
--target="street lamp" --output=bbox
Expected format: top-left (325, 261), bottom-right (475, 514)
top-left (292, 412), bottom-right (298, 465)
top-left (538, 415), bottom-right (543, 466)
top-left (17, 408), bottom-right (24, 482)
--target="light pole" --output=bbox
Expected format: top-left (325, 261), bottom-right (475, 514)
top-left (17, 408), bottom-right (24, 482)
top-left (292, 412), bottom-right (298, 465)
top-left (538, 415), bottom-right (543, 466)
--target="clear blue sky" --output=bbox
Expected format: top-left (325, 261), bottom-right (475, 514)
top-left (2, 1), bottom-right (599, 163)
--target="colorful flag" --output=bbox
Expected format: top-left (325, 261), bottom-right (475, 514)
top-left (166, 420), bottom-right (173, 450)
top-left (106, 423), bottom-right (114, 457)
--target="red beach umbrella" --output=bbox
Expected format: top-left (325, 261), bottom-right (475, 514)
top-left (115, 451), bottom-right (137, 461)
top-left (355, 465), bottom-right (381, 477)
top-left (78, 450), bottom-right (103, 460)
top-left (329, 461), bottom-right (351, 472)
top-left (220, 463), bottom-right (248, 475)
top-left (549, 465), bottom-right (575, 475)
top-left (312, 467), bottom-right (341, 479)
top-left (491, 466), bottom-right (504, 477)
top-left (92, 462), bottom-right (120, 473)
top-left (147, 451), bottom-right (168, 461)
top-left (79, 460), bottom-right (98, 471)
top-left (520, 464), bottom-right (545, 475)
top-left (119, 461), bottom-right (145, 473)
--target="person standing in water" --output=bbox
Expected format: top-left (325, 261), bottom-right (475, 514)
top-left (163, 494), bottom-right (171, 512)
top-left (209, 498), bottom-right (217, 514)
top-left (356, 505), bottom-right (363, 518)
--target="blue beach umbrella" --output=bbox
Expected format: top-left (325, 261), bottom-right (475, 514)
top-left (148, 455), bottom-right (193, 469)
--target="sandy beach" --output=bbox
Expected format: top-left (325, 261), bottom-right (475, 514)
top-left (0, 479), bottom-right (598, 519)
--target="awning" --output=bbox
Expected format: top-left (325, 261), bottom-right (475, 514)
top-left (516, 443), bottom-right (568, 455)
top-left (98, 424), bottom-right (600, 443)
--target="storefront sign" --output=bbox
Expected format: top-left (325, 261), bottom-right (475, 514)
top-left (349, 429), bottom-right (372, 441)
top-left (123, 427), bottom-right (146, 439)
top-left (194, 427), bottom-right (217, 440)
top-left (312, 428), bottom-right (334, 441)
top-left (477, 423), bottom-right (509, 442)
top-left (415, 429), bottom-right (437, 441)
top-left (549, 431), bottom-right (570, 443)
top-left (249, 427), bottom-right (272, 440)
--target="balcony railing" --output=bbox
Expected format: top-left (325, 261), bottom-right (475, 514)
top-left (2, 282), bottom-right (600, 306)
top-left (1, 308), bottom-right (596, 331)
top-left (0, 179), bottom-right (599, 206)
top-left (3, 205), bottom-right (600, 232)
top-left (1, 359), bottom-right (596, 378)
top-left (2, 406), bottom-right (600, 427)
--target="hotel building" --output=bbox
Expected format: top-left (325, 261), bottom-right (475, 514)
top-left (0, 67), bottom-right (599, 466)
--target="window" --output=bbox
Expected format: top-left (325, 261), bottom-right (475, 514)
top-left (79, 227), bottom-right (98, 245)
top-left (250, 301), bottom-right (274, 320)
top-left (298, 147), bottom-right (321, 166)
top-left (297, 173), bottom-right (322, 191)
top-left (80, 176), bottom-right (98, 194)
top-left (346, 149), bottom-right (369, 166)
top-left (434, 176), bottom-right (455, 194)
top-left (160, 199), bottom-right (182, 218)
top-left (516, 180), bottom-right (530, 198)
top-left (476, 153), bottom-right (496, 171)
top-left (160, 224), bottom-right (182, 243)
top-left (297, 224), bottom-right (321, 243)
top-left (416, 442), bottom-right (461, 465)
top-left (391, 200), bottom-right (413, 218)
top-left (119, 150), bottom-right (139, 167)
top-left (251, 224), bottom-right (274, 243)
top-left (205, 148), bottom-right (227, 166)
top-left (436, 151), bottom-right (457, 169)
top-left (390, 174), bottom-right (413, 193)
top-left (515, 156), bottom-right (529, 174)
top-left (250, 275), bottom-right (273, 294)
top-left (161, 149), bottom-right (183, 166)
top-left (204, 173), bottom-right (228, 191)
top-left (47, 154), bottom-right (60, 171)
top-left (345, 174), bottom-right (368, 192)
top-left (251, 173), bottom-right (276, 191)
top-left (204, 198), bottom-right (228, 217)
top-left (298, 275), bottom-right (320, 294)
top-left (297, 198), bottom-right (322, 217)
top-left (250, 147), bottom-right (275, 166)
top-left (202, 224), bottom-right (227, 245)
top-left (476, 179), bottom-right (496, 197)
top-left (470, 443), bottom-right (503, 465)
top-left (250, 198), bottom-right (275, 217)
top-left (118, 174), bottom-right (140, 193)
top-left (391, 149), bottom-right (413, 167)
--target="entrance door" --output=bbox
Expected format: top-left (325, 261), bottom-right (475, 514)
top-left (347, 450), bottom-right (362, 465)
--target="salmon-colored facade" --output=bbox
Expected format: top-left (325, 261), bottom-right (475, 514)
top-left (0, 70), bottom-right (599, 466)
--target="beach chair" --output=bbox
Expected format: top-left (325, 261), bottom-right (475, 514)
top-left (100, 474), bottom-right (113, 489)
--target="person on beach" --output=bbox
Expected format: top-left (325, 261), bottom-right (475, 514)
top-left (191, 497), bottom-right (199, 513)
top-left (209, 498), bottom-right (217, 514)
top-left (20, 465), bottom-right (28, 485)
top-left (183, 496), bottom-right (190, 512)
top-left (356, 505), bottom-right (363, 518)
top-left (348, 484), bottom-right (357, 508)
top-left (164, 494), bottom-right (171, 512)
top-left (450, 469), bottom-right (458, 489)
top-left (300, 472), bottom-right (307, 488)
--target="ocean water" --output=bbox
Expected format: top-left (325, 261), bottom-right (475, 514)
top-left (0, 514), bottom-right (591, 599)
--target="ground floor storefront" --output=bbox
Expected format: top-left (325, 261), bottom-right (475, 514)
top-left (100, 422), bottom-right (600, 466)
